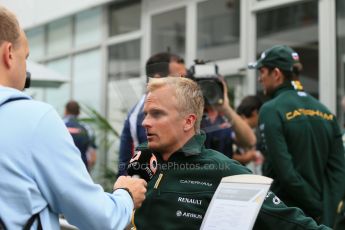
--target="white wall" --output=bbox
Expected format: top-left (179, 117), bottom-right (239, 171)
top-left (0, 0), bottom-right (114, 29)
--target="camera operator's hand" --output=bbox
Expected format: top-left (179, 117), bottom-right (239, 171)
top-left (215, 78), bottom-right (256, 149)
top-left (214, 77), bottom-right (231, 114)
top-left (114, 176), bottom-right (147, 209)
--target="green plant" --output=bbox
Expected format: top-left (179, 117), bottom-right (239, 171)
top-left (80, 105), bottom-right (119, 137)
top-left (79, 104), bottom-right (120, 192)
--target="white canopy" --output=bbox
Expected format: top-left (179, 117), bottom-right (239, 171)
top-left (27, 60), bottom-right (69, 88)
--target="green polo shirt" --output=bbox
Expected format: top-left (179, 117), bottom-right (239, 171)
top-left (133, 134), bottom-right (329, 229)
top-left (259, 83), bottom-right (345, 226)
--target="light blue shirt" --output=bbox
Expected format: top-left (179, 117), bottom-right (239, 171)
top-left (0, 86), bottom-right (133, 230)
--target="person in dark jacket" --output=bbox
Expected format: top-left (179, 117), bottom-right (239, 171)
top-left (201, 94), bottom-right (256, 160)
top-left (133, 76), bottom-right (330, 230)
top-left (234, 95), bottom-right (263, 166)
top-left (248, 45), bottom-right (345, 227)
top-left (64, 100), bottom-right (97, 171)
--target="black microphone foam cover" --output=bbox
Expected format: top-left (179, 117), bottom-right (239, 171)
top-left (127, 150), bottom-right (157, 182)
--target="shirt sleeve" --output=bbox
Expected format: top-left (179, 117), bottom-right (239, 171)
top-left (259, 106), bottom-right (322, 213)
top-left (119, 113), bottom-right (134, 176)
top-left (321, 120), bottom-right (345, 225)
top-left (29, 108), bottom-right (133, 230)
top-left (84, 123), bottom-right (97, 149)
top-left (255, 191), bottom-right (331, 230)
top-left (219, 155), bottom-right (329, 229)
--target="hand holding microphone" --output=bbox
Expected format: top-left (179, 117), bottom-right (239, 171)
top-left (113, 150), bottom-right (157, 209)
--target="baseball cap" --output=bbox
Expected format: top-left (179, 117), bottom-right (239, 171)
top-left (248, 45), bottom-right (300, 72)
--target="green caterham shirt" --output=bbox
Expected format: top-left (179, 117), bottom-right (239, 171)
top-left (133, 134), bottom-right (330, 229)
top-left (259, 83), bottom-right (345, 227)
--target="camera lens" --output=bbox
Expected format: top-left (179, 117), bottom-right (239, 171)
top-left (198, 80), bottom-right (224, 105)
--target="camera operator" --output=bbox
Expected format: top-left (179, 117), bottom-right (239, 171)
top-left (190, 62), bottom-right (256, 159)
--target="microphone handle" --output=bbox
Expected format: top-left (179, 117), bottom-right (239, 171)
top-left (132, 175), bottom-right (141, 179)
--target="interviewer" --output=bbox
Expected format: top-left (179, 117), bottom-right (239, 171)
top-left (0, 5), bottom-right (146, 230)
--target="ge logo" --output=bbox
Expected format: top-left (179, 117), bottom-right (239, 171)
top-left (176, 210), bottom-right (182, 217)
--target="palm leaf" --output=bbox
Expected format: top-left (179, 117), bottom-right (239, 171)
top-left (79, 104), bottom-right (119, 137)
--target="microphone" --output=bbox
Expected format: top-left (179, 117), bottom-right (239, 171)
top-left (127, 150), bottom-right (158, 182)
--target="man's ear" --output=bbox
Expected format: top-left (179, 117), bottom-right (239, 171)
top-left (184, 114), bottom-right (197, 132)
top-left (273, 68), bottom-right (284, 83)
top-left (1, 42), bottom-right (13, 69)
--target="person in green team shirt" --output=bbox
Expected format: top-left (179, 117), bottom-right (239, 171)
top-left (132, 76), bottom-right (330, 229)
top-left (248, 45), bottom-right (345, 227)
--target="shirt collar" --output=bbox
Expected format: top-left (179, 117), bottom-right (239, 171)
top-left (271, 82), bottom-right (294, 98)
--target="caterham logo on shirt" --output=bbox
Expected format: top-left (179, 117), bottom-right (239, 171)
top-left (180, 179), bottom-right (212, 187)
top-left (178, 196), bottom-right (202, 205)
top-left (285, 109), bottom-right (333, 121)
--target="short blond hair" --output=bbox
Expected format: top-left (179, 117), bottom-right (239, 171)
top-left (0, 5), bottom-right (21, 46)
top-left (147, 77), bottom-right (204, 133)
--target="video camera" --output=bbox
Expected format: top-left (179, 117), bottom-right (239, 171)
top-left (189, 60), bottom-right (224, 106)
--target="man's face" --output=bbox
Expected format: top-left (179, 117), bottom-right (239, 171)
top-left (142, 86), bottom-right (186, 155)
top-left (169, 61), bottom-right (187, 77)
top-left (258, 67), bottom-right (277, 96)
top-left (12, 30), bottom-right (29, 90)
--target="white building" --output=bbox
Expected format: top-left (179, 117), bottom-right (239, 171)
top-left (1, 0), bottom-right (345, 173)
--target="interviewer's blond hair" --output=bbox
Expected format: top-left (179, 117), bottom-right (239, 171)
top-left (147, 77), bottom-right (204, 133)
top-left (0, 5), bottom-right (21, 47)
